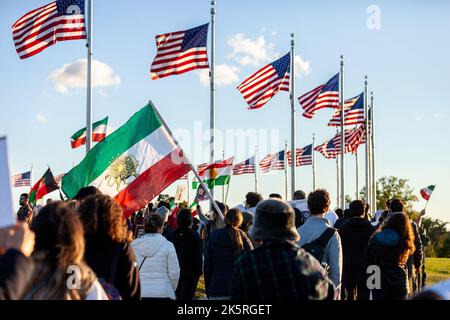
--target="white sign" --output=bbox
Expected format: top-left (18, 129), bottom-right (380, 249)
top-left (0, 137), bottom-right (16, 228)
top-left (174, 184), bottom-right (187, 204)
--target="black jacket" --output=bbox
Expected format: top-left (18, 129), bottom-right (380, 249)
top-left (204, 226), bottom-right (253, 297)
top-left (84, 234), bottom-right (141, 300)
top-left (407, 221), bottom-right (423, 273)
top-left (167, 227), bottom-right (203, 299)
top-left (0, 249), bottom-right (35, 300)
top-left (364, 229), bottom-right (409, 300)
top-left (338, 217), bottom-right (376, 286)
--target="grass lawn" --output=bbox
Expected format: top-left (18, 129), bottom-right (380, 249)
top-left (194, 258), bottom-right (450, 299)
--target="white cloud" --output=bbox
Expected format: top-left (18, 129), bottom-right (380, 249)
top-left (48, 58), bottom-right (120, 93)
top-left (199, 64), bottom-right (240, 86)
top-left (36, 113), bottom-right (47, 124)
top-left (294, 55), bottom-right (311, 76)
top-left (227, 33), bottom-right (279, 66)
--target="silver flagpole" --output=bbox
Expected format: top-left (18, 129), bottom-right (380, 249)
top-left (209, 0), bottom-right (216, 204)
top-left (290, 33), bottom-right (296, 200)
top-left (364, 76), bottom-right (370, 206)
top-left (149, 101), bottom-right (224, 221)
top-left (284, 140), bottom-right (288, 200)
top-left (339, 55), bottom-right (345, 209)
top-left (85, 0), bottom-right (93, 154)
top-left (336, 139), bottom-right (340, 209)
top-left (371, 92), bottom-right (377, 212)
top-left (254, 146), bottom-right (259, 193)
top-left (312, 133), bottom-right (316, 191)
top-left (355, 141), bottom-right (359, 200)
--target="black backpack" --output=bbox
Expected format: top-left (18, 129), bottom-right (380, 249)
top-left (302, 228), bottom-right (337, 264)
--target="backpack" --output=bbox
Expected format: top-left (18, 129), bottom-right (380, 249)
top-left (302, 228), bottom-right (337, 266)
top-left (98, 244), bottom-right (122, 300)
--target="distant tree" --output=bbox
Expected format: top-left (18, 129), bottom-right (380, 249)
top-left (421, 217), bottom-right (449, 257)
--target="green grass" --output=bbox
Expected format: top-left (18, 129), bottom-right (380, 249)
top-left (426, 257), bottom-right (450, 285)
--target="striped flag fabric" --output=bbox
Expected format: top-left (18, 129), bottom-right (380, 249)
top-left (29, 168), bottom-right (59, 205)
top-left (328, 92), bottom-right (365, 127)
top-left (420, 185), bottom-right (435, 201)
top-left (62, 102), bottom-right (191, 218)
top-left (12, 0), bottom-right (86, 60)
top-left (259, 150), bottom-right (285, 173)
top-left (330, 125), bottom-right (366, 154)
top-left (314, 139), bottom-right (339, 159)
top-left (11, 171), bottom-right (31, 187)
top-left (287, 144), bottom-right (313, 167)
top-left (150, 23), bottom-right (209, 80)
top-left (197, 163), bottom-right (209, 173)
top-left (237, 53), bottom-right (290, 110)
top-left (193, 157), bottom-right (234, 189)
top-left (233, 156), bottom-right (256, 175)
top-left (70, 117), bottom-right (109, 149)
top-left (299, 73), bottom-right (339, 119)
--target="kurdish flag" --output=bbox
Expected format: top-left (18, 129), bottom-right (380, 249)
top-left (62, 102), bottom-right (191, 218)
top-left (71, 117), bottom-right (109, 149)
top-left (193, 157), bottom-right (234, 189)
top-left (420, 185), bottom-right (436, 201)
top-left (29, 168), bottom-right (59, 206)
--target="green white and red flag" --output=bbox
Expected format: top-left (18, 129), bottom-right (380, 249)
top-left (62, 102), bottom-right (191, 218)
top-left (70, 117), bottom-right (109, 149)
top-left (29, 168), bottom-right (59, 205)
top-left (420, 185), bottom-right (435, 201)
top-left (192, 157), bottom-right (234, 189)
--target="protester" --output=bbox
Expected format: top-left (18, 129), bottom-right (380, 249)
top-left (25, 201), bottom-right (108, 300)
top-left (230, 199), bottom-right (335, 300)
top-left (73, 186), bottom-right (102, 202)
top-left (334, 209), bottom-right (350, 229)
top-left (197, 201), bottom-right (227, 247)
top-left (155, 206), bottom-right (173, 238)
top-left (269, 193), bottom-right (282, 199)
top-left (365, 211), bottom-right (416, 300)
top-left (167, 209), bottom-right (203, 300)
top-left (289, 190), bottom-right (311, 228)
top-left (204, 208), bottom-right (253, 300)
top-left (17, 193), bottom-right (33, 224)
top-left (244, 192), bottom-right (262, 215)
top-left (78, 194), bottom-right (141, 300)
top-left (338, 200), bottom-right (376, 300)
top-left (297, 189), bottom-right (343, 292)
top-left (325, 210), bottom-right (339, 227)
top-left (132, 214), bottom-right (179, 300)
top-left (0, 223), bottom-right (35, 300)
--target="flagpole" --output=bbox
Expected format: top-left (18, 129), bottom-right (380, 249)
top-left (290, 33), bottom-right (296, 201)
top-left (284, 140), bottom-right (288, 201)
top-left (254, 146), bottom-right (259, 193)
top-left (85, 0), bottom-right (93, 154)
top-left (339, 55), bottom-right (345, 209)
top-left (364, 76), bottom-right (370, 207)
top-left (148, 101), bottom-right (224, 221)
top-left (312, 133), bottom-right (316, 191)
top-left (336, 144), bottom-right (340, 209)
top-left (209, 0), bottom-right (216, 205)
top-left (222, 150), bottom-right (225, 202)
top-left (370, 91), bottom-right (376, 212)
top-left (355, 144), bottom-right (359, 200)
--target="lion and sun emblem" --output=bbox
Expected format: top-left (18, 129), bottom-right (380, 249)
top-left (105, 154), bottom-right (140, 191)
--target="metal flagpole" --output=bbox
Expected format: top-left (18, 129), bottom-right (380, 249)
top-left (339, 55), bottom-right (345, 209)
top-left (209, 0), bottom-right (216, 205)
top-left (149, 101), bottom-right (224, 221)
top-left (284, 140), bottom-right (288, 200)
top-left (364, 76), bottom-right (370, 206)
top-left (312, 133), bottom-right (316, 191)
top-left (355, 143), bottom-right (359, 200)
top-left (370, 92), bottom-right (376, 212)
top-left (85, 0), bottom-right (93, 154)
top-left (290, 33), bottom-right (296, 200)
top-left (336, 142), bottom-right (340, 208)
top-left (254, 146), bottom-right (259, 193)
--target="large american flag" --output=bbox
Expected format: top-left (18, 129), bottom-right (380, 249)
top-left (259, 150), bottom-right (286, 173)
top-left (328, 92), bottom-right (365, 127)
top-left (12, 0), bottom-right (86, 60)
top-left (11, 171), bottom-right (31, 187)
top-left (233, 156), bottom-right (256, 175)
top-left (299, 73), bottom-right (339, 119)
top-left (150, 23), bottom-right (209, 80)
top-left (314, 139), bottom-right (339, 159)
top-left (237, 53), bottom-right (290, 110)
top-left (287, 144), bottom-right (313, 167)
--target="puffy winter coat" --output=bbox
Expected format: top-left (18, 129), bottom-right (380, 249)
top-left (131, 233), bottom-right (180, 299)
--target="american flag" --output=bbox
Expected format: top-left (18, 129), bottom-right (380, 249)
top-left (259, 150), bottom-right (286, 173)
top-left (237, 53), bottom-right (290, 110)
top-left (150, 23), bottom-right (209, 80)
top-left (299, 73), bottom-right (339, 119)
top-left (314, 139), bottom-right (339, 159)
top-left (328, 92), bottom-right (365, 127)
top-left (332, 125), bottom-right (366, 154)
top-left (233, 156), bottom-right (256, 175)
top-left (54, 173), bottom-right (66, 186)
top-left (287, 144), bottom-right (313, 167)
top-left (11, 171), bottom-right (31, 187)
top-left (12, 0), bottom-right (86, 60)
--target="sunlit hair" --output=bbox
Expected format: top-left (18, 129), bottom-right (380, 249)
top-left (78, 194), bottom-right (132, 243)
top-left (381, 212), bottom-right (416, 265)
top-left (224, 208), bottom-right (245, 255)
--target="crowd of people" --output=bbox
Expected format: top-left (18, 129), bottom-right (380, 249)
top-left (0, 186), bottom-right (449, 300)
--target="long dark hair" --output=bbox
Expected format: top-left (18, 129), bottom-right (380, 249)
top-left (224, 208), bottom-right (244, 255)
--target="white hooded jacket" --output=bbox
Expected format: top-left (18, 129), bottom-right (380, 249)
top-left (131, 233), bottom-right (180, 299)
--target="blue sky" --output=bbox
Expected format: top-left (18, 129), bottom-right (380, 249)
top-left (1, 0), bottom-right (449, 223)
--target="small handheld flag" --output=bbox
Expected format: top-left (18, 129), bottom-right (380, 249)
top-left (420, 185), bottom-right (435, 201)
